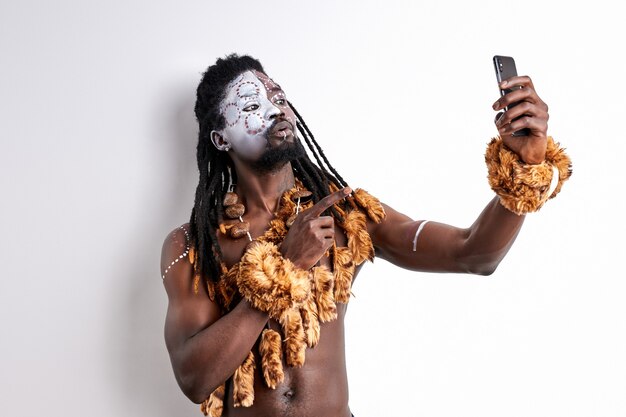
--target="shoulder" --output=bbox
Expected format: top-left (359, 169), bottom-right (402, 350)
top-left (160, 223), bottom-right (192, 280)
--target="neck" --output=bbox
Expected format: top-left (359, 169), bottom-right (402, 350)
top-left (233, 162), bottom-right (295, 215)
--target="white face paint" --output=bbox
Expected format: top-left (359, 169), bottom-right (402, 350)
top-left (214, 70), bottom-right (294, 162)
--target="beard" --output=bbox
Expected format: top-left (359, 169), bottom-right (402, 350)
top-left (250, 126), bottom-right (306, 174)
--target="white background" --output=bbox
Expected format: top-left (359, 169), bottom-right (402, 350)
top-left (1, 1), bottom-right (624, 416)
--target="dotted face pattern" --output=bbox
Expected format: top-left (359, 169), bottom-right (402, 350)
top-left (252, 70), bottom-right (296, 128)
top-left (219, 71), bottom-right (274, 136)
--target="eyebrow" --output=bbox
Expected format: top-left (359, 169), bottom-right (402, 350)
top-left (267, 84), bottom-right (283, 94)
top-left (238, 85), bottom-right (260, 97)
top-left (240, 90), bottom-right (259, 98)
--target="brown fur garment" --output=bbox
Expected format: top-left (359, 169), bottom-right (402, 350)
top-left (216, 263), bottom-right (239, 311)
top-left (200, 383), bottom-right (225, 417)
top-left (353, 188), bottom-right (386, 223)
top-left (189, 246), bottom-right (196, 265)
top-left (237, 241), bottom-right (311, 319)
top-left (544, 136), bottom-right (573, 198)
top-left (301, 297), bottom-right (321, 347)
top-left (279, 308), bottom-right (307, 367)
top-left (263, 218), bottom-right (289, 245)
top-left (312, 266), bottom-right (337, 323)
top-left (333, 246), bottom-right (355, 304)
top-left (259, 329), bottom-right (284, 389)
top-left (205, 278), bottom-right (216, 301)
top-left (233, 351), bottom-right (256, 407)
top-left (341, 209), bottom-right (375, 265)
top-left (485, 136), bottom-right (572, 215)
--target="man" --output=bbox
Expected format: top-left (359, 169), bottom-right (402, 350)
top-left (160, 54), bottom-right (571, 417)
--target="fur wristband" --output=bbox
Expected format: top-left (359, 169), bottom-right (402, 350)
top-left (237, 241), bottom-right (311, 320)
top-left (485, 136), bottom-right (572, 215)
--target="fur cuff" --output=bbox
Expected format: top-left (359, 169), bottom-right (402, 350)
top-left (485, 136), bottom-right (572, 215)
top-left (237, 241), bottom-right (311, 320)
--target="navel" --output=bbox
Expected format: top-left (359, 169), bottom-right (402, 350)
top-left (283, 387), bottom-right (296, 400)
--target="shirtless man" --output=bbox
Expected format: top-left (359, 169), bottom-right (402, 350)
top-left (160, 54), bottom-right (568, 417)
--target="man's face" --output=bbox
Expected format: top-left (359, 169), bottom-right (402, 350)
top-left (215, 70), bottom-right (298, 164)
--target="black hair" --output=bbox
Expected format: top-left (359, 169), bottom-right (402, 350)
top-left (190, 53), bottom-right (350, 283)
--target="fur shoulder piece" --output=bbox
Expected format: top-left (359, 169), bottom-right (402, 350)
top-left (352, 188), bottom-right (386, 223)
top-left (341, 209), bottom-right (374, 265)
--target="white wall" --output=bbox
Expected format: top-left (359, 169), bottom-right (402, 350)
top-left (1, 1), bottom-right (624, 416)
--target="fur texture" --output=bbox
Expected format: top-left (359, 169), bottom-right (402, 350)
top-left (259, 329), bottom-right (284, 389)
top-left (189, 246), bottom-right (196, 265)
top-left (216, 263), bottom-right (239, 310)
top-left (233, 351), bottom-right (256, 407)
top-left (237, 241), bottom-right (311, 320)
top-left (205, 279), bottom-right (216, 302)
top-left (353, 188), bottom-right (386, 223)
top-left (200, 183), bottom-right (386, 414)
top-left (301, 297), bottom-right (320, 347)
top-left (342, 210), bottom-right (375, 265)
top-left (312, 266), bottom-right (337, 322)
top-left (485, 136), bottom-right (572, 215)
top-left (200, 383), bottom-right (224, 417)
top-left (544, 136), bottom-right (573, 198)
top-left (279, 308), bottom-right (307, 367)
top-left (333, 246), bottom-right (355, 303)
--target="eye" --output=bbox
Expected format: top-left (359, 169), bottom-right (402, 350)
top-left (243, 103), bottom-right (259, 111)
top-left (275, 99), bottom-right (286, 105)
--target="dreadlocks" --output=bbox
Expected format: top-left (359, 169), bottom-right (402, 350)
top-left (190, 53), bottom-right (352, 284)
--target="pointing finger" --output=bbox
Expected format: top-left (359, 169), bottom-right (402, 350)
top-left (306, 187), bottom-right (351, 218)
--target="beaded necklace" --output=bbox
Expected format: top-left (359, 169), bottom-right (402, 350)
top-left (218, 180), bottom-right (312, 243)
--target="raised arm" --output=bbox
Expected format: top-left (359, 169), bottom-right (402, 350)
top-left (160, 225), bottom-right (268, 403)
top-left (369, 75), bottom-right (569, 276)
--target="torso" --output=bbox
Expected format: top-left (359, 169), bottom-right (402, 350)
top-left (217, 208), bottom-right (359, 417)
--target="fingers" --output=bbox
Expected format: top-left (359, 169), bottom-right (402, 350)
top-left (493, 87), bottom-right (535, 110)
top-left (495, 100), bottom-right (548, 129)
top-left (309, 216), bottom-right (334, 229)
top-left (498, 75), bottom-right (535, 91)
top-left (492, 76), bottom-right (547, 113)
top-left (492, 76), bottom-right (548, 134)
top-left (311, 218), bottom-right (336, 247)
top-left (496, 101), bottom-right (533, 126)
top-left (306, 187), bottom-right (351, 218)
top-left (506, 115), bottom-right (548, 136)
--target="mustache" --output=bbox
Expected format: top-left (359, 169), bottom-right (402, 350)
top-left (263, 119), bottom-right (293, 141)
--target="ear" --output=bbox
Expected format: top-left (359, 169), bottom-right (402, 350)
top-left (210, 130), bottom-right (230, 151)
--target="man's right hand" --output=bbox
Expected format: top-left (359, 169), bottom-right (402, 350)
top-left (280, 187), bottom-right (351, 270)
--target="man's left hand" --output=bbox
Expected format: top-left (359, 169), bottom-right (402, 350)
top-left (492, 75), bottom-right (549, 165)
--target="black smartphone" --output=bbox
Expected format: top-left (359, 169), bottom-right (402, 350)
top-left (493, 55), bottom-right (530, 137)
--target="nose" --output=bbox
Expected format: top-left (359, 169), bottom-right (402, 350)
top-left (266, 102), bottom-right (283, 120)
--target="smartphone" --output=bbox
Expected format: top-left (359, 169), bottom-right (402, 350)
top-left (493, 55), bottom-right (530, 137)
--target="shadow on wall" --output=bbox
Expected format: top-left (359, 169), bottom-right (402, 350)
top-left (108, 78), bottom-right (202, 416)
